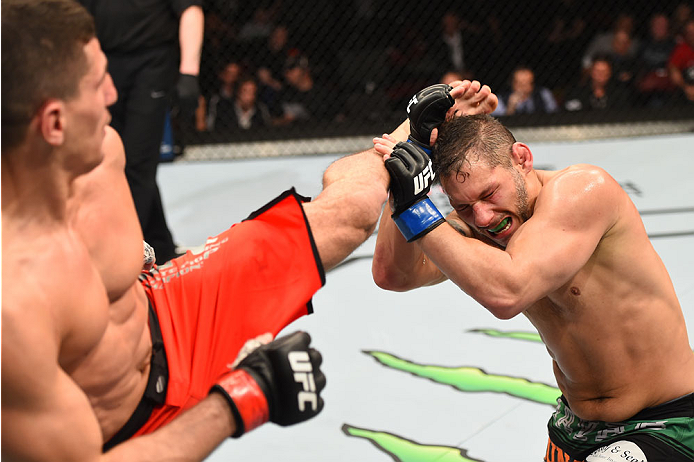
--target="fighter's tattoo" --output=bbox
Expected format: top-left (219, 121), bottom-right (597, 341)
top-left (447, 219), bottom-right (470, 237)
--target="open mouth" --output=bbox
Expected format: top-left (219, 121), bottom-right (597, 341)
top-left (488, 217), bottom-right (512, 236)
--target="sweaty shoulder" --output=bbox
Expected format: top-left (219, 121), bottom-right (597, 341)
top-left (536, 165), bottom-right (623, 231)
top-left (543, 164), bottom-right (617, 193)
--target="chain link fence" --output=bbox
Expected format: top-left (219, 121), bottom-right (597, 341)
top-left (171, 0), bottom-right (694, 160)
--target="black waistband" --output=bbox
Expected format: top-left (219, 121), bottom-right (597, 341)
top-left (102, 300), bottom-right (169, 452)
top-left (629, 392), bottom-right (694, 420)
top-left (561, 392), bottom-right (694, 421)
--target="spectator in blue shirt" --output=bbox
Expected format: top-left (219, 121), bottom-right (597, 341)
top-left (493, 66), bottom-right (558, 116)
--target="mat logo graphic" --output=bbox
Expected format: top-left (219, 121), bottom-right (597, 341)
top-left (344, 329), bottom-right (558, 462)
top-left (288, 351), bottom-right (317, 411)
top-left (414, 160), bottom-right (435, 195)
top-left (619, 181), bottom-right (642, 196)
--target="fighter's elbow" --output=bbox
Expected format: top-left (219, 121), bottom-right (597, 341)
top-left (479, 295), bottom-right (527, 320)
top-left (372, 261), bottom-right (412, 292)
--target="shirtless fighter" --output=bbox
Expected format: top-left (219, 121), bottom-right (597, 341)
top-left (2, 0), bottom-right (383, 459)
top-left (372, 84), bottom-right (694, 461)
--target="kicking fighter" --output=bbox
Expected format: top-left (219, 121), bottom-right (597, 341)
top-left (372, 84), bottom-right (694, 461)
top-left (2, 0), bottom-right (378, 459)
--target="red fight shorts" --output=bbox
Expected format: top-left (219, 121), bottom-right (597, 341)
top-left (134, 188), bottom-right (325, 436)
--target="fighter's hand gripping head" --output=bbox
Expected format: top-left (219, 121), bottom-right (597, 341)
top-left (406, 84), bottom-right (454, 155)
top-left (211, 331), bottom-right (326, 437)
top-left (386, 142), bottom-right (445, 242)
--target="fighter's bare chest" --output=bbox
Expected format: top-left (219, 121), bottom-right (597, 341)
top-left (523, 281), bottom-right (588, 334)
top-left (56, 245), bottom-right (113, 372)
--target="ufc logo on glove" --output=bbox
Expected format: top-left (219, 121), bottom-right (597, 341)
top-left (289, 351), bottom-right (318, 411)
top-left (414, 160), bottom-right (435, 195)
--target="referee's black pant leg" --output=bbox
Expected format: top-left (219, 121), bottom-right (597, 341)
top-left (118, 51), bottom-right (178, 263)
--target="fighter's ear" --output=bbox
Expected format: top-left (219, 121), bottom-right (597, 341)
top-left (511, 142), bottom-right (533, 173)
top-left (37, 100), bottom-right (66, 146)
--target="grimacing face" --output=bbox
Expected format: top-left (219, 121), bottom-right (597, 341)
top-left (441, 159), bottom-right (531, 248)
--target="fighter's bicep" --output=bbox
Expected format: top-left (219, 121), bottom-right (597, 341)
top-left (506, 171), bottom-right (619, 295)
top-left (511, 216), bottom-right (602, 290)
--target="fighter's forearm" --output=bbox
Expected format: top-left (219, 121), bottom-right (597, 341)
top-left (103, 393), bottom-right (235, 461)
top-left (418, 225), bottom-right (527, 319)
top-left (389, 119), bottom-right (410, 142)
top-left (372, 201), bottom-right (437, 291)
top-left (178, 6), bottom-right (204, 75)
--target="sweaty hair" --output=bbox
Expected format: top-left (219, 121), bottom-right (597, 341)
top-left (432, 114), bottom-right (516, 181)
top-left (2, 0), bottom-right (96, 152)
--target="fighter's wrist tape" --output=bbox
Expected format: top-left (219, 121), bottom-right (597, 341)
top-left (211, 369), bottom-right (270, 438)
top-left (392, 197), bottom-right (445, 242)
top-left (406, 136), bottom-right (432, 155)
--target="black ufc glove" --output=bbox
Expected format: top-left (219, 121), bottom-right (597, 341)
top-left (386, 142), bottom-right (445, 241)
top-left (176, 73), bottom-right (200, 122)
top-left (211, 331), bottom-right (325, 437)
top-left (406, 84), bottom-right (454, 155)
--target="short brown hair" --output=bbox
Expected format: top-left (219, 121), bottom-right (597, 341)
top-left (433, 114), bottom-right (516, 180)
top-left (2, 0), bottom-right (96, 151)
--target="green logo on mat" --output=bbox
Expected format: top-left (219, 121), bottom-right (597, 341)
top-left (343, 329), bottom-right (554, 461)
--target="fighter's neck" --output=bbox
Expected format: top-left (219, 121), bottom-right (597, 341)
top-left (534, 169), bottom-right (552, 186)
top-left (1, 151), bottom-right (74, 223)
top-left (525, 169), bottom-right (548, 214)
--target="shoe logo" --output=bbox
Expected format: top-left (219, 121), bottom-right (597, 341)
top-left (151, 90), bottom-right (166, 99)
top-left (288, 351), bottom-right (317, 412)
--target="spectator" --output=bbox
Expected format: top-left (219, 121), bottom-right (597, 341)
top-left (384, 17), bottom-right (431, 107)
top-left (272, 53), bottom-right (321, 125)
top-left (208, 76), bottom-right (271, 132)
top-left (493, 66), bottom-right (559, 116)
top-left (565, 55), bottom-right (631, 111)
top-left (608, 29), bottom-right (639, 87)
top-left (198, 9), bottom-right (238, 99)
top-left (430, 8), bottom-right (502, 81)
top-left (639, 13), bottom-right (677, 74)
top-left (581, 13), bottom-right (639, 71)
top-left (254, 24), bottom-right (292, 110)
top-left (237, 5), bottom-right (276, 42)
top-left (668, 19), bottom-right (694, 95)
top-left (671, 2), bottom-right (693, 42)
top-left (636, 13), bottom-right (677, 106)
top-left (542, 0), bottom-right (589, 86)
top-left (437, 11), bottom-right (466, 73)
top-left (205, 61), bottom-right (242, 132)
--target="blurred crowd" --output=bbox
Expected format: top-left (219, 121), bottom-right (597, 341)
top-left (183, 0), bottom-right (694, 142)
